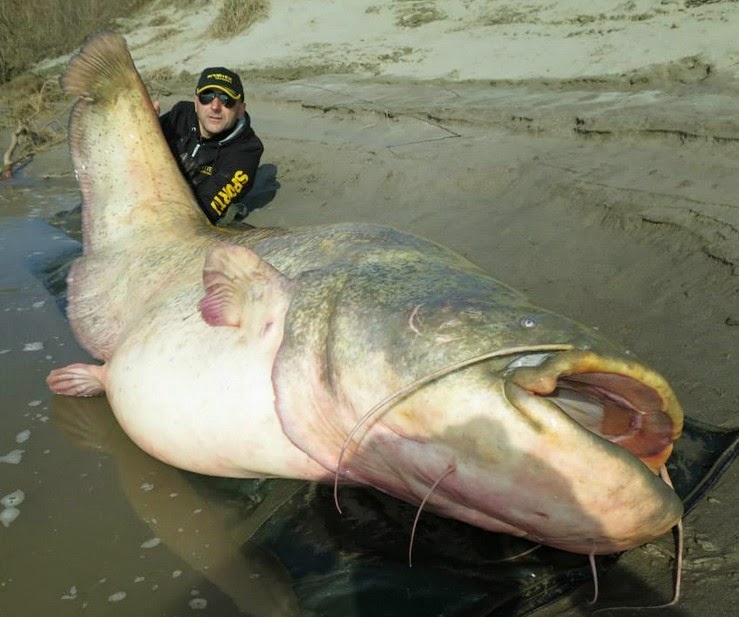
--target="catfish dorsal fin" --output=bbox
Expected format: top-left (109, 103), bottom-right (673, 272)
top-left (198, 246), bottom-right (295, 338)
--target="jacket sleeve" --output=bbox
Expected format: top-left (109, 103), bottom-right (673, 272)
top-left (197, 133), bottom-right (265, 224)
top-left (158, 101), bottom-right (189, 148)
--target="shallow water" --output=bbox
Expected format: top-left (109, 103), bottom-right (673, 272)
top-left (0, 178), bottom-right (305, 615)
top-left (1, 181), bottom-right (182, 614)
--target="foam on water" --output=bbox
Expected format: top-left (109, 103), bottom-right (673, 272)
top-left (140, 537), bottom-right (161, 549)
top-left (0, 507), bottom-right (20, 528)
top-left (1, 490), bottom-right (25, 508)
top-left (0, 449), bottom-right (24, 464)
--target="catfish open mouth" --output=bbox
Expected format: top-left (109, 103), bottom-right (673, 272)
top-left (506, 350), bottom-right (684, 472)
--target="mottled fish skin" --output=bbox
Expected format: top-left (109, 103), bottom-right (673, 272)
top-left (48, 32), bottom-right (684, 556)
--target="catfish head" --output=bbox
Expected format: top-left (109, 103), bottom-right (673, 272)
top-left (270, 227), bottom-right (684, 555)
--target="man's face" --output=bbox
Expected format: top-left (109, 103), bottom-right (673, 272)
top-left (194, 90), bottom-right (244, 138)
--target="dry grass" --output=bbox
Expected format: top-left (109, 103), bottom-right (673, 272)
top-left (1, 0), bottom-right (272, 84)
top-left (0, 0), bottom-right (155, 83)
top-left (0, 0), bottom-right (225, 178)
top-left (1, 75), bottom-right (70, 178)
top-left (0, 0), bottom-right (151, 83)
top-left (208, 0), bottom-right (270, 39)
top-left (0, 74), bottom-right (65, 126)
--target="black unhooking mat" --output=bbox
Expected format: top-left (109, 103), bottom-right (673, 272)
top-left (32, 216), bottom-right (738, 617)
top-left (194, 419), bottom-right (739, 617)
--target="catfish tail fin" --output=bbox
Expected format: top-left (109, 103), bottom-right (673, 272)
top-left (63, 31), bottom-right (202, 254)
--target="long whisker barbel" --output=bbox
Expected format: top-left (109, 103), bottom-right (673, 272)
top-left (590, 465), bottom-right (683, 613)
top-left (408, 464), bottom-right (456, 567)
top-left (332, 343), bottom-right (574, 513)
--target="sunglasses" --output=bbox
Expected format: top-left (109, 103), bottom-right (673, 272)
top-left (197, 90), bottom-right (238, 108)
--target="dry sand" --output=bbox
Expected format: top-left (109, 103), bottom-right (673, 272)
top-left (12, 1), bottom-right (739, 614)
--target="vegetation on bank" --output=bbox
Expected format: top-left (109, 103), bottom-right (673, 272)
top-left (0, 0), bottom-right (269, 178)
top-left (1, 0), bottom-right (143, 84)
top-left (210, 0), bottom-right (269, 39)
top-left (0, 0), bottom-right (269, 85)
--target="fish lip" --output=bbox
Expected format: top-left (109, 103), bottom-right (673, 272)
top-left (505, 349), bottom-right (684, 472)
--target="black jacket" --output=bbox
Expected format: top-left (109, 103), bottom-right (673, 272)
top-left (159, 101), bottom-right (264, 224)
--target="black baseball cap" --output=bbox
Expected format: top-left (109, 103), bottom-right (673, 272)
top-left (195, 67), bottom-right (244, 101)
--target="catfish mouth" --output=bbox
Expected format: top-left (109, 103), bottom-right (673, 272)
top-left (506, 350), bottom-right (684, 471)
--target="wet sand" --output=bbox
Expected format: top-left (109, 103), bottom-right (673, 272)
top-left (2, 1), bottom-right (738, 614)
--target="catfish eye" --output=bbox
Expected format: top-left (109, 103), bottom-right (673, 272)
top-left (520, 316), bottom-right (537, 329)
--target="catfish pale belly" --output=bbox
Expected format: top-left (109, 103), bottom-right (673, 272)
top-left (47, 32), bottom-right (684, 556)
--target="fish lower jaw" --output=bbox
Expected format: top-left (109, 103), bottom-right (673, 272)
top-left (365, 477), bottom-right (676, 556)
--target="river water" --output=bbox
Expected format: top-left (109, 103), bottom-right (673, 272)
top-left (1, 175), bottom-right (296, 616)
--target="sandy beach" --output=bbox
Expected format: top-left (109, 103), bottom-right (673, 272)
top-left (3, 1), bottom-right (738, 615)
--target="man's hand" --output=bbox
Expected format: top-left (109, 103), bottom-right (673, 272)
top-left (152, 100), bottom-right (161, 115)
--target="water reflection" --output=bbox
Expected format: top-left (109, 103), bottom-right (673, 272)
top-left (52, 395), bottom-right (302, 616)
top-left (0, 202), bottom-right (301, 614)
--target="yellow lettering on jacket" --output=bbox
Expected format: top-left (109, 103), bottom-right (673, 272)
top-left (212, 194), bottom-right (225, 214)
top-left (210, 170), bottom-right (250, 215)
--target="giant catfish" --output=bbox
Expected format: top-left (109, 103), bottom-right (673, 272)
top-left (47, 32), bottom-right (683, 556)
